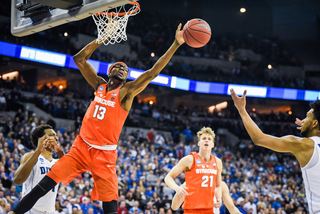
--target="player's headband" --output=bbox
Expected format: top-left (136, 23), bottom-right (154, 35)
top-left (108, 62), bottom-right (129, 75)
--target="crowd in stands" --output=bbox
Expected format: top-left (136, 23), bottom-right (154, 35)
top-left (0, 82), bottom-right (301, 139)
top-left (0, 2), bottom-right (312, 214)
top-left (0, 107), bottom-right (309, 214)
top-left (0, 77), bottom-right (309, 214)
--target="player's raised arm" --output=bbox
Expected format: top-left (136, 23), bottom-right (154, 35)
top-left (13, 135), bottom-right (48, 185)
top-left (73, 21), bottom-right (119, 90)
top-left (123, 24), bottom-right (185, 98)
top-left (73, 40), bottom-right (106, 90)
top-left (230, 88), bottom-right (314, 165)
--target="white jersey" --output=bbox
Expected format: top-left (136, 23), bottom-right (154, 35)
top-left (22, 154), bottom-right (59, 214)
top-left (301, 136), bottom-right (320, 214)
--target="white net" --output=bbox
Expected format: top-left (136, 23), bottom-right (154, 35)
top-left (92, 2), bottom-right (140, 45)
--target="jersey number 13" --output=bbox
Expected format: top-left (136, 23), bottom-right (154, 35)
top-left (93, 105), bottom-right (106, 120)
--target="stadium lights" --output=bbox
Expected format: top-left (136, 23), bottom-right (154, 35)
top-left (2, 71), bottom-right (19, 80)
top-left (208, 105), bottom-right (215, 114)
top-left (215, 101), bottom-right (228, 111)
top-left (240, 8), bottom-right (246, 13)
top-left (208, 101), bottom-right (228, 113)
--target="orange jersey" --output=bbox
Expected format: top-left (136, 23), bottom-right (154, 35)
top-left (80, 84), bottom-right (128, 146)
top-left (183, 152), bottom-right (218, 210)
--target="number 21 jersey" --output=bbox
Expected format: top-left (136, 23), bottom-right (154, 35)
top-left (183, 152), bottom-right (218, 210)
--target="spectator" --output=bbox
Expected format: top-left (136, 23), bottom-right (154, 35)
top-left (271, 197), bottom-right (282, 212)
top-left (147, 129), bottom-right (155, 144)
top-left (4, 203), bottom-right (11, 214)
top-left (69, 198), bottom-right (81, 213)
top-left (0, 91), bottom-right (6, 111)
top-left (4, 185), bottom-right (18, 206)
top-left (238, 200), bottom-right (248, 214)
top-left (181, 126), bottom-right (192, 144)
top-left (0, 199), bottom-right (6, 213)
top-left (244, 196), bottom-right (257, 214)
top-left (129, 201), bottom-right (142, 214)
top-left (88, 207), bottom-right (94, 214)
top-left (80, 196), bottom-right (93, 214)
top-left (146, 170), bottom-right (158, 187)
top-left (118, 200), bottom-right (129, 214)
top-left (92, 200), bottom-right (103, 214)
top-left (73, 180), bottom-right (83, 198)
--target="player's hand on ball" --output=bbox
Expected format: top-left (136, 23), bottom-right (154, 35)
top-left (175, 24), bottom-right (185, 45)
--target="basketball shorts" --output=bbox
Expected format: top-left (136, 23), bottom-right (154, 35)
top-left (46, 135), bottom-right (118, 201)
top-left (184, 209), bottom-right (214, 214)
top-left (28, 208), bottom-right (55, 214)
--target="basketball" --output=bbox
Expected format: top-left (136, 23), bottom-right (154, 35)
top-left (183, 18), bottom-right (211, 48)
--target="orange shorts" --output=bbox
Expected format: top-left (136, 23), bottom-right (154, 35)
top-left (183, 209), bottom-right (214, 214)
top-left (47, 135), bottom-right (118, 201)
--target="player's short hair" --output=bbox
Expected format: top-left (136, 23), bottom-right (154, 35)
top-left (311, 100), bottom-right (320, 126)
top-left (197, 127), bottom-right (215, 141)
top-left (31, 124), bottom-right (53, 148)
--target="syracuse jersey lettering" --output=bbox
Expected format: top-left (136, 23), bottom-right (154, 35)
top-left (183, 152), bottom-right (218, 210)
top-left (80, 84), bottom-right (128, 146)
top-left (196, 168), bottom-right (217, 174)
top-left (94, 96), bottom-right (116, 107)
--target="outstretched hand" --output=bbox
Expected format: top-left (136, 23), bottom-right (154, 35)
top-left (175, 24), bottom-right (185, 45)
top-left (230, 88), bottom-right (247, 112)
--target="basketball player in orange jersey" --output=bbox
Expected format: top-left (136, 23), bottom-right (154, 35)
top-left (171, 181), bottom-right (241, 214)
top-left (11, 24), bottom-right (185, 214)
top-left (165, 127), bottom-right (223, 214)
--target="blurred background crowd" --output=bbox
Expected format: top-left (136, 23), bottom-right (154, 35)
top-left (0, 77), bottom-right (308, 214)
top-left (1, 0), bottom-right (320, 213)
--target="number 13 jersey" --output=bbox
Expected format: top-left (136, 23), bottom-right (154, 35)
top-left (80, 84), bottom-right (129, 146)
top-left (183, 152), bottom-right (218, 210)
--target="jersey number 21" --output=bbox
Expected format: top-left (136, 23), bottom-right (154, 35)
top-left (201, 175), bottom-right (214, 187)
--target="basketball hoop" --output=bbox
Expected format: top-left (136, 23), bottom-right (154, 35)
top-left (92, 2), bottom-right (140, 45)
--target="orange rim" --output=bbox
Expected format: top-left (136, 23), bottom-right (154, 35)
top-left (95, 2), bottom-right (140, 16)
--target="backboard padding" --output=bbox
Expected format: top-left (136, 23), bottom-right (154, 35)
top-left (11, 0), bottom-right (138, 37)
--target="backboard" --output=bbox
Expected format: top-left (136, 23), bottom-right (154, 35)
top-left (11, 0), bottom-right (138, 37)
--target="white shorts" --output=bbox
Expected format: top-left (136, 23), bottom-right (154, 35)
top-left (25, 208), bottom-right (55, 214)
